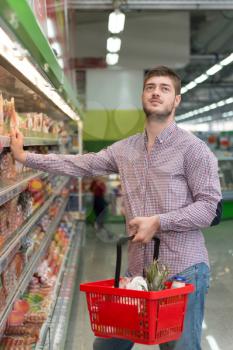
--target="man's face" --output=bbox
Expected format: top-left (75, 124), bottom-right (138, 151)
top-left (142, 75), bottom-right (181, 121)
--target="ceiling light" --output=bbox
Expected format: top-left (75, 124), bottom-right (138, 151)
top-left (220, 53), bottom-right (233, 66)
top-left (206, 64), bottom-right (222, 76)
top-left (194, 74), bottom-right (208, 84)
top-left (181, 86), bottom-right (188, 94)
top-left (225, 97), bottom-right (233, 104)
top-left (177, 96), bottom-right (233, 122)
top-left (108, 9), bottom-right (125, 34)
top-left (185, 81), bottom-right (197, 90)
top-left (216, 100), bottom-right (225, 107)
top-left (223, 111), bottom-right (233, 118)
top-left (107, 37), bottom-right (121, 53)
top-left (106, 53), bottom-right (119, 65)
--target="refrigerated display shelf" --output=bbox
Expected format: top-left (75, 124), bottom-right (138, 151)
top-left (0, 171), bottom-right (47, 207)
top-left (0, 136), bottom-right (59, 148)
top-left (35, 221), bottom-right (83, 349)
top-left (70, 146), bottom-right (80, 154)
top-left (0, 195), bottom-right (69, 330)
top-left (0, 177), bottom-right (70, 274)
top-left (37, 222), bottom-right (84, 350)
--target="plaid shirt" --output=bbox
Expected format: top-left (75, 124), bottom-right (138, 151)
top-left (26, 122), bottom-right (222, 276)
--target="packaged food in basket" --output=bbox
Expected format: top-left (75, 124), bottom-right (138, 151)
top-left (171, 275), bottom-right (186, 288)
top-left (120, 260), bottom-right (169, 292)
top-left (119, 276), bottom-right (148, 291)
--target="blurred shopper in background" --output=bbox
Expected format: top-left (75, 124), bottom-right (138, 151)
top-left (90, 177), bottom-right (107, 229)
top-left (10, 66), bottom-right (222, 350)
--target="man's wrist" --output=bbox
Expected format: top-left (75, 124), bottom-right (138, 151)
top-left (17, 151), bottom-right (27, 164)
top-left (152, 215), bottom-right (161, 232)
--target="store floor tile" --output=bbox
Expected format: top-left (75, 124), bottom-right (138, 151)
top-left (65, 221), bottom-right (233, 350)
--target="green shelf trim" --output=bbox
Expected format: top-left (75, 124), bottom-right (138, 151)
top-left (0, 0), bottom-right (82, 117)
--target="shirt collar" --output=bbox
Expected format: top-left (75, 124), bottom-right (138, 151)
top-left (143, 121), bottom-right (177, 145)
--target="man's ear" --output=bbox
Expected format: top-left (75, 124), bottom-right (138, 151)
top-left (175, 94), bottom-right (181, 108)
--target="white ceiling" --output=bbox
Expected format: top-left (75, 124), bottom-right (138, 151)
top-left (70, 4), bottom-right (233, 122)
top-left (75, 11), bottom-right (190, 70)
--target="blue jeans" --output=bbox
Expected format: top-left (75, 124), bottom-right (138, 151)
top-left (93, 263), bottom-right (210, 350)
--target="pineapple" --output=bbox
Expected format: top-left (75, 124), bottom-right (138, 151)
top-left (145, 260), bottom-right (169, 291)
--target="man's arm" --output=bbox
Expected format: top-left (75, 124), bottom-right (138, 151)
top-left (129, 141), bottom-right (222, 243)
top-left (158, 142), bottom-right (222, 232)
top-left (10, 129), bottom-right (118, 177)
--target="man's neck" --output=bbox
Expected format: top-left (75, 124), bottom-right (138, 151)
top-left (145, 116), bottom-right (175, 153)
top-left (145, 117), bottom-right (174, 142)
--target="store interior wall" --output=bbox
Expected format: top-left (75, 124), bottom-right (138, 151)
top-left (84, 69), bottom-right (145, 150)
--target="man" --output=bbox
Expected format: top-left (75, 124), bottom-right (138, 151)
top-left (10, 66), bottom-right (222, 350)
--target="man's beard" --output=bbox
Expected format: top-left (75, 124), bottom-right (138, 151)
top-left (143, 103), bottom-right (174, 122)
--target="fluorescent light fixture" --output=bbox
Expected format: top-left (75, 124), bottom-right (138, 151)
top-left (176, 95), bottom-right (233, 122)
top-left (220, 53), bottom-right (233, 66)
top-left (108, 9), bottom-right (125, 34)
top-left (208, 102), bottom-right (218, 110)
top-left (185, 81), bottom-right (197, 90)
top-left (223, 111), bottom-right (233, 118)
top-left (51, 42), bottom-right (62, 57)
top-left (216, 100), bottom-right (225, 107)
top-left (107, 37), bottom-right (121, 53)
top-left (47, 18), bottom-right (56, 39)
top-left (0, 28), bottom-right (79, 121)
top-left (181, 53), bottom-right (232, 95)
top-left (194, 74), bottom-right (208, 84)
top-left (206, 64), bottom-right (222, 76)
top-left (106, 53), bottom-right (119, 65)
top-left (225, 97), bottom-right (233, 104)
top-left (181, 86), bottom-right (188, 94)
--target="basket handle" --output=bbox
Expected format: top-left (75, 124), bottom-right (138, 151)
top-left (114, 236), bottom-right (160, 288)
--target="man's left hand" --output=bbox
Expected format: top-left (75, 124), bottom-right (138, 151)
top-left (129, 215), bottom-right (160, 244)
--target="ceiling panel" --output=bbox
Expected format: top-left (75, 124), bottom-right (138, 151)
top-left (69, 0), bottom-right (233, 10)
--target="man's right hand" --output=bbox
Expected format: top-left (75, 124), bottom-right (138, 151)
top-left (10, 129), bottom-right (27, 164)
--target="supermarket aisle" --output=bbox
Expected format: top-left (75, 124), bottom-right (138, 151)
top-left (65, 220), bottom-right (233, 350)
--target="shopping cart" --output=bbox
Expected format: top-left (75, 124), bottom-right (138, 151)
top-left (80, 236), bottom-right (195, 345)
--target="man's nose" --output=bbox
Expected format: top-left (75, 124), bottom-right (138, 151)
top-left (151, 88), bottom-right (160, 96)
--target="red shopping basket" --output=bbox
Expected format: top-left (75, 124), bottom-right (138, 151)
top-left (80, 236), bottom-right (194, 345)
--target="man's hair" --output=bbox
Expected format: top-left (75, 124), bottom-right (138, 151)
top-left (144, 65), bottom-right (181, 95)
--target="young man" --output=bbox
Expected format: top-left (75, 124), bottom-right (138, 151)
top-left (10, 66), bottom-right (222, 350)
